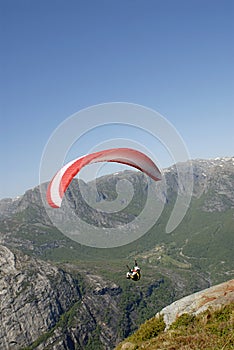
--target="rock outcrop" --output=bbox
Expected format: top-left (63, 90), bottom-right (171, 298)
top-left (157, 278), bottom-right (234, 329)
top-left (0, 245), bottom-right (123, 349)
top-left (0, 245), bottom-right (81, 349)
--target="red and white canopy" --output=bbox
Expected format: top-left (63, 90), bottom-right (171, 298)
top-left (46, 148), bottom-right (161, 208)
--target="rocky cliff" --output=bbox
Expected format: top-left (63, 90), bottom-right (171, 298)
top-left (0, 245), bottom-right (123, 350)
top-left (0, 244), bottom-right (81, 349)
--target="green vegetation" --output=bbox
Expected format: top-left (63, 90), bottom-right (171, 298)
top-left (115, 303), bottom-right (234, 350)
top-left (170, 313), bottom-right (196, 330)
top-left (127, 315), bottom-right (166, 343)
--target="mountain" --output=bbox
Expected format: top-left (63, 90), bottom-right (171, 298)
top-left (0, 157), bottom-right (233, 281)
top-left (0, 244), bottom-right (123, 350)
top-left (116, 279), bottom-right (234, 350)
top-left (0, 157), bottom-right (233, 349)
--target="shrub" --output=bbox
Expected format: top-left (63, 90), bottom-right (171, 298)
top-left (170, 313), bottom-right (196, 330)
top-left (129, 315), bottom-right (166, 342)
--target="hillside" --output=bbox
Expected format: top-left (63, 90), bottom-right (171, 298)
top-left (116, 279), bottom-right (234, 350)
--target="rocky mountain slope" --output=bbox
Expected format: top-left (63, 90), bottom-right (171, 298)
top-left (0, 244), bottom-right (124, 349)
top-left (0, 245), bottom-right (80, 349)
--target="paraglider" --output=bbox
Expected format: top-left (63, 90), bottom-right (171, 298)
top-left (126, 260), bottom-right (141, 281)
top-left (46, 148), bottom-right (161, 208)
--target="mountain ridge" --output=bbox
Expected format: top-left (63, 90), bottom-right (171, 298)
top-left (0, 157), bottom-right (233, 281)
top-left (1, 156), bottom-right (234, 209)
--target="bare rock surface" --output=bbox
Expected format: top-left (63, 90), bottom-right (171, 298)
top-left (0, 245), bottom-right (123, 349)
top-left (0, 245), bottom-right (80, 350)
top-left (158, 278), bottom-right (234, 328)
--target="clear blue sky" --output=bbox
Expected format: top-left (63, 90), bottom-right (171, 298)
top-left (1, 0), bottom-right (233, 198)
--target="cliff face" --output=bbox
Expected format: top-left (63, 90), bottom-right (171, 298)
top-left (0, 245), bottom-right (123, 350)
top-left (0, 245), bottom-right (80, 349)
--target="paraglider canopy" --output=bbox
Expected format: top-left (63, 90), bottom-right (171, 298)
top-left (46, 147), bottom-right (161, 208)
